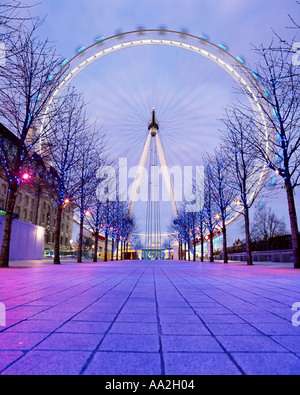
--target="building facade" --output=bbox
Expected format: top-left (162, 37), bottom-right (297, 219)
top-left (0, 123), bottom-right (74, 254)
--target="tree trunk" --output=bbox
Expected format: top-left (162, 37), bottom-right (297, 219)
top-left (124, 241), bottom-right (127, 260)
top-left (286, 184), bottom-right (300, 269)
top-left (0, 185), bottom-right (18, 268)
top-left (77, 215), bottom-right (84, 263)
top-left (121, 241), bottom-right (123, 261)
top-left (53, 205), bottom-right (63, 265)
top-left (93, 231), bottom-right (99, 263)
top-left (188, 242), bottom-right (191, 261)
top-left (210, 231), bottom-right (214, 263)
top-left (104, 231), bottom-right (108, 262)
top-left (201, 237), bottom-right (204, 262)
top-left (111, 238), bottom-right (115, 261)
top-left (244, 208), bottom-right (253, 266)
top-left (222, 222), bottom-right (228, 264)
top-left (116, 239), bottom-right (119, 261)
top-left (193, 237), bottom-right (196, 262)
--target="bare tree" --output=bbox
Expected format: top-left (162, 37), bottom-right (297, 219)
top-left (203, 159), bottom-right (219, 263)
top-left (48, 91), bottom-right (87, 265)
top-left (73, 123), bottom-right (105, 264)
top-left (205, 149), bottom-right (235, 263)
top-left (0, 22), bottom-right (66, 267)
top-left (0, 1), bottom-right (31, 35)
top-left (251, 204), bottom-right (287, 242)
top-left (222, 109), bottom-right (265, 266)
top-left (238, 39), bottom-right (300, 268)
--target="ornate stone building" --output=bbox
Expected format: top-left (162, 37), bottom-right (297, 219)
top-left (0, 123), bottom-right (74, 254)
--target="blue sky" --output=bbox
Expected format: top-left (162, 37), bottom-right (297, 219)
top-left (26, 0), bottom-right (300, 243)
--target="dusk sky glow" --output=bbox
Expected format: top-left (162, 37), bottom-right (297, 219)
top-left (26, 0), bottom-right (300, 242)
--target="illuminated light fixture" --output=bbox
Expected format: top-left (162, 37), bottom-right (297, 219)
top-left (22, 173), bottom-right (30, 180)
top-left (219, 44), bottom-right (227, 51)
top-left (265, 90), bottom-right (271, 98)
top-left (61, 59), bottom-right (68, 67)
top-left (64, 198), bottom-right (70, 205)
top-left (237, 56), bottom-right (244, 64)
top-left (77, 46), bottom-right (85, 53)
top-left (96, 36), bottom-right (104, 42)
top-left (275, 170), bottom-right (280, 175)
top-left (273, 109), bottom-right (279, 119)
top-left (252, 71), bottom-right (259, 80)
top-left (199, 34), bottom-right (208, 40)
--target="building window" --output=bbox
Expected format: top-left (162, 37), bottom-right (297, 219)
top-left (24, 195), bottom-right (29, 205)
top-left (23, 209), bottom-right (27, 221)
top-left (0, 199), bottom-right (4, 208)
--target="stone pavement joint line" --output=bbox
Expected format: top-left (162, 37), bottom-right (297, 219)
top-left (0, 260), bottom-right (299, 376)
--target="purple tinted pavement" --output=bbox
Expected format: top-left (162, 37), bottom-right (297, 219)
top-left (0, 260), bottom-right (300, 375)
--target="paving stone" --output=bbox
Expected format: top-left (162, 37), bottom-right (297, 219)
top-left (161, 335), bottom-right (223, 352)
top-left (5, 320), bottom-right (63, 333)
top-left (216, 335), bottom-right (287, 352)
top-left (1, 351), bottom-right (90, 375)
top-left (56, 321), bottom-right (111, 334)
top-left (206, 323), bottom-right (261, 336)
top-left (36, 333), bottom-right (103, 351)
top-left (0, 351), bottom-right (24, 371)
top-left (161, 323), bottom-right (210, 336)
top-left (0, 332), bottom-right (49, 351)
top-left (84, 352), bottom-right (162, 375)
top-left (109, 322), bottom-right (158, 335)
top-left (232, 353), bottom-right (300, 375)
top-left (99, 334), bottom-right (160, 352)
top-left (164, 353), bottom-right (242, 375)
top-left (271, 336), bottom-right (300, 353)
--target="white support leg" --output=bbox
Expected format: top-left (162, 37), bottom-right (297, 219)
top-left (129, 133), bottom-right (152, 215)
top-left (155, 133), bottom-right (178, 217)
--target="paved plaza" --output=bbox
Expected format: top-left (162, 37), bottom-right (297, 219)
top-left (0, 260), bottom-right (300, 375)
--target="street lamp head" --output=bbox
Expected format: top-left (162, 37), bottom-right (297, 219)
top-left (22, 173), bottom-right (30, 181)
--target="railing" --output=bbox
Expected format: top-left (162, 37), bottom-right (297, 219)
top-left (227, 249), bottom-right (293, 263)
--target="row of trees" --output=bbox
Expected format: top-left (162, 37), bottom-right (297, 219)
top-left (172, 17), bottom-right (300, 268)
top-left (0, 2), bottom-right (138, 267)
top-left (85, 198), bottom-right (137, 263)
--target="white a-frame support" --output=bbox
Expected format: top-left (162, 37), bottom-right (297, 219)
top-left (129, 108), bottom-right (178, 217)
